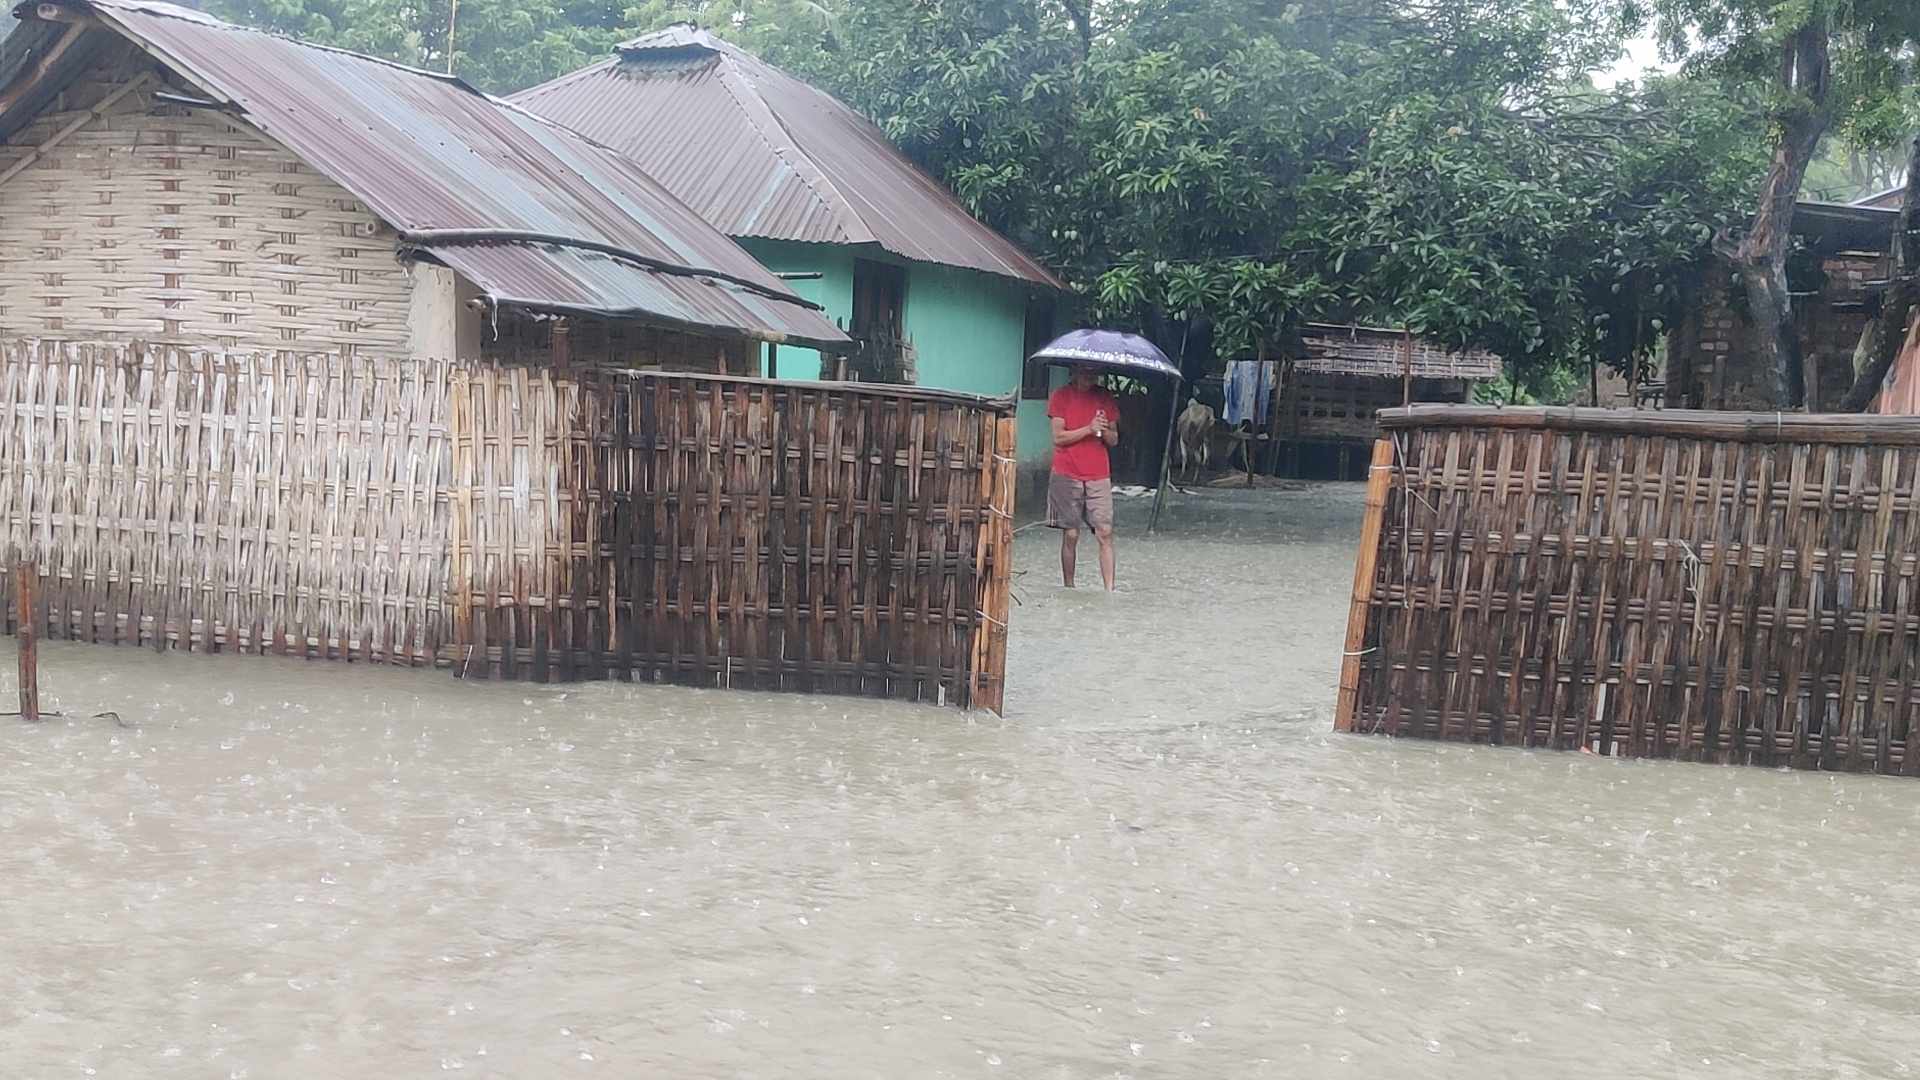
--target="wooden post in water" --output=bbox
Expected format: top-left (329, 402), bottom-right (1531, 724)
top-left (1400, 328), bottom-right (1413, 408)
top-left (15, 562), bottom-right (38, 722)
top-left (1334, 440), bottom-right (1395, 733)
top-left (1147, 381), bottom-right (1182, 534)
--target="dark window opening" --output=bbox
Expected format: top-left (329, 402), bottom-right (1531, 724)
top-left (1022, 297), bottom-right (1056, 400)
top-left (843, 259), bottom-right (910, 382)
top-left (851, 259), bottom-right (906, 339)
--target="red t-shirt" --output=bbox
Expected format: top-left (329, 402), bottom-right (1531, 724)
top-left (1047, 383), bottom-right (1120, 481)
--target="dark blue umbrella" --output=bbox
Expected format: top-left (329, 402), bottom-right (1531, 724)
top-left (1029, 329), bottom-right (1181, 381)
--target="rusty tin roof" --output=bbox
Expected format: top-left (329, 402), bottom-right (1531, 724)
top-left (512, 26), bottom-right (1063, 290)
top-left (4, 0), bottom-right (849, 348)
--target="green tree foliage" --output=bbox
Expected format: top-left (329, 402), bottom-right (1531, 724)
top-left (1303, 79), bottom-right (1764, 382)
top-left (1617, 0), bottom-right (1920, 406)
top-left (204, 0), bottom-right (628, 89)
top-left (623, 1), bottom-right (838, 67)
top-left (197, 0), bottom-right (1825, 398)
top-left (201, 0), bottom-right (840, 90)
top-left (785, 0), bottom-right (1769, 387)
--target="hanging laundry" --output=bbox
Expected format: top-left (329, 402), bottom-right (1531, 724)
top-left (1222, 360), bottom-right (1277, 427)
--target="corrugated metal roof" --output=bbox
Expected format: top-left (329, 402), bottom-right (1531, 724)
top-left (512, 27), bottom-right (1063, 290)
top-left (1296, 324), bottom-right (1502, 381)
top-left (427, 241), bottom-right (852, 341)
top-left (1792, 200), bottom-right (1898, 254)
top-left (1857, 186), bottom-right (1906, 210)
top-left (13, 0), bottom-right (848, 348)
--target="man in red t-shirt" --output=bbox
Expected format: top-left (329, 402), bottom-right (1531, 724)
top-left (1046, 365), bottom-right (1122, 589)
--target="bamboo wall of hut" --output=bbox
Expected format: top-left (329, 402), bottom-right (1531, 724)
top-left (0, 55), bottom-right (414, 354)
top-left (1335, 406), bottom-right (1920, 773)
top-left (0, 340), bottom-right (1017, 711)
top-left (1270, 325), bottom-right (1501, 477)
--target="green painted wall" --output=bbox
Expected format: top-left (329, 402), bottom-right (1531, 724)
top-left (739, 239), bottom-right (853, 382)
top-left (740, 238), bottom-right (1054, 466)
top-left (898, 261), bottom-right (1056, 467)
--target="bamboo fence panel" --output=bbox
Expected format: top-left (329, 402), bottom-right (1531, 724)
top-left (0, 339), bottom-right (451, 660)
top-left (0, 340), bottom-right (1018, 711)
top-left (1338, 405), bottom-right (1920, 773)
top-left (446, 369), bottom-right (1018, 711)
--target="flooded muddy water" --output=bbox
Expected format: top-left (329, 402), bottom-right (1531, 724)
top-left (4, 485), bottom-right (1920, 1078)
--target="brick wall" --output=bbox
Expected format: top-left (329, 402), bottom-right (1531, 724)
top-left (1668, 253), bottom-right (1889, 410)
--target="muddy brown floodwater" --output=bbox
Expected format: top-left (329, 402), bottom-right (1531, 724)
top-left (5, 485), bottom-right (1920, 1079)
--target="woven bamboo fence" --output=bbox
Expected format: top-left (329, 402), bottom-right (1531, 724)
top-left (445, 367), bottom-right (1018, 709)
top-left (1335, 406), bottom-right (1920, 773)
top-left (0, 340), bottom-right (1018, 711)
top-left (0, 339), bottom-right (451, 659)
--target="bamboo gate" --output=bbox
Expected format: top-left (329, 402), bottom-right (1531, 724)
top-left (1336, 406), bottom-right (1920, 772)
top-left (0, 340), bottom-right (1017, 712)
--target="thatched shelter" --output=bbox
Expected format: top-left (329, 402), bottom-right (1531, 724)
top-left (1272, 323), bottom-right (1501, 477)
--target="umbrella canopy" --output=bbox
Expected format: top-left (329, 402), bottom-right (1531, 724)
top-left (1029, 329), bottom-right (1181, 381)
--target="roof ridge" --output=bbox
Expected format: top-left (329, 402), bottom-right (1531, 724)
top-left (615, 22), bottom-right (718, 52)
top-left (507, 51), bottom-right (619, 106)
top-left (615, 28), bottom-right (880, 247)
top-left (693, 45), bottom-right (868, 246)
top-left (698, 38), bottom-right (1061, 287)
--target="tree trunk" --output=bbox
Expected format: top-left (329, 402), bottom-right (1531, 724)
top-left (1724, 23), bottom-right (1834, 409)
top-left (1058, 0), bottom-right (1094, 59)
top-left (1839, 135), bottom-right (1920, 412)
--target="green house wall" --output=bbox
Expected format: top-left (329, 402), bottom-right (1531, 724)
top-left (740, 238), bottom-right (1054, 467)
top-left (740, 239), bottom-right (853, 383)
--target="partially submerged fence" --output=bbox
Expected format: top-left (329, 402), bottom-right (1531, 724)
top-left (1335, 406), bottom-right (1920, 772)
top-left (446, 366), bottom-right (1017, 708)
top-left (0, 340), bottom-right (1017, 711)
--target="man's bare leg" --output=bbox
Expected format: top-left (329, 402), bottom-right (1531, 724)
top-left (1095, 525), bottom-right (1116, 591)
top-left (1060, 528), bottom-right (1080, 587)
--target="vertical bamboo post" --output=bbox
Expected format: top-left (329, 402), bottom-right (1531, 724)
top-left (1148, 324), bottom-right (1190, 534)
top-left (1334, 439), bottom-right (1395, 733)
top-left (445, 0), bottom-right (459, 73)
top-left (1147, 382), bottom-right (1182, 533)
top-left (448, 369), bottom-right (475, 675)
top-left (15, 562), bottom-right (38, 722)
top-left (1247, 339), bottom-right (1264, 487)
top-left (1400, 328), bottom-right (1413, 408)
top-left (983, 415), bottom-right (1019, 714)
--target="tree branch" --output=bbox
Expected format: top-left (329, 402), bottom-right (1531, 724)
top-left (1057, 0), bottom-right (1093, 60)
